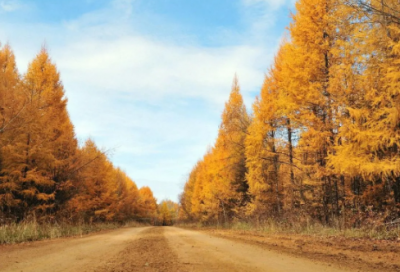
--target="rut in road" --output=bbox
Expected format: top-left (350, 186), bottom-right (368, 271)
top-left (93, 227), bottom-right (181, 272)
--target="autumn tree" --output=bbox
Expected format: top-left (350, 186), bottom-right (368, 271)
top-left (68, 141), bottom-right (154, 223)
top-left (328, 0), bottom-right (400, 222)
top-left (246, 45), bottom-right (289, 218)
top-left (0, 44), bottom-right (24, 136)
top-left (0, 44), bottom-right (25, 220)
top-left (178, 163), bottom-right (198, 221)
top-left (281, 0), bottom-right (357, 223)
top-left (0, 48), bottom-right (77, 221)
top-left (211, 76), bottom-right (251, 222)
top-left (190, 149), bottom-right (217, 222)
top-left (180, 77), bottom-right (250, 224)
top-left (67, 140), bottom-right (108, 221)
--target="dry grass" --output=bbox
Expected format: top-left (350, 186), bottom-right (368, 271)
top-left (177, 218), bottom-right (400, 240)
top-left (0, 220), bottom-right (147, 244)
top-left (228, 219), bottom-right (400, 240)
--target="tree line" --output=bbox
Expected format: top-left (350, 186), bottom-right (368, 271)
top-left (179, 0), bottom-right (400, 228)
top-left (0, 46), bottom-right (158, 224)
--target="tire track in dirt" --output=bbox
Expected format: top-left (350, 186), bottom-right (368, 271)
top-left (93, 227), bottom-right (182, 272)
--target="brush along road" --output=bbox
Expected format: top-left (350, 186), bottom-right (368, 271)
top-left (0, 226), bottom-right (373, 272)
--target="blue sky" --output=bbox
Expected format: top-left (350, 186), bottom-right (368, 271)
top-left (0, 0), bottom-right (295, 202)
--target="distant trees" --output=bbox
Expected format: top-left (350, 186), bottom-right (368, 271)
top-left (138, 186), bottom-right (158, 222)
top-left (180, 0), bottom-right (400, 227)
top-left (157, 200), bottom-right (179, 226)
top-left (0, 45), bottom-right (157, 224)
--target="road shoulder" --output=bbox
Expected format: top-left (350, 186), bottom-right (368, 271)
top-left (197, 228), bottom-right (400, 272)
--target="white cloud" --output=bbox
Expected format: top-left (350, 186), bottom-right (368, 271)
top-left (57, 37), bottom-right (266, 104)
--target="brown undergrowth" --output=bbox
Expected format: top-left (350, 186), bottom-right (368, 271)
top-left (0, 220), bottom-right (147, 244)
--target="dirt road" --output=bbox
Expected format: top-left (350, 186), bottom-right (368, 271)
top-left (0, 226), bottom-right (366, 272)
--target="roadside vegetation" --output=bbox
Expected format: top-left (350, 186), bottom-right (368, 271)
top-left (229, 220), bottom-right (400, 240)
top-left (179, 219), bottom-right (400, 240)
top-left (0, 220), bottom-right (125, 244)
top-left (0, 198), bottom-right (178, 244)
top-left (0, 201), bottom-right (181, 244)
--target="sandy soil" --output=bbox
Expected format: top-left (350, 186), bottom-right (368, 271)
top-left (164, 227), bottom-right (354, 272)
top-left (0, 226), bottom-right (394, 272)
top-left (0, 227), bottom-right (148, 272)
top-left (205, 229), bottom-right (400, 272)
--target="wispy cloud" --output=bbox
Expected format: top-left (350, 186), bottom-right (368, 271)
top-left (112, 0), bottom-right (134, 18)
top-left (58, 37), bottom-right (266, 103)
top-left (242, 0), bottom-right (294, 9)
top-left (0, 0), bottom-right (22, 12)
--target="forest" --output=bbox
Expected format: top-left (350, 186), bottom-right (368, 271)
top-left (0, 46), bottom-right (168, 226)
top-left (179, 0), bottom-right (400, 230)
